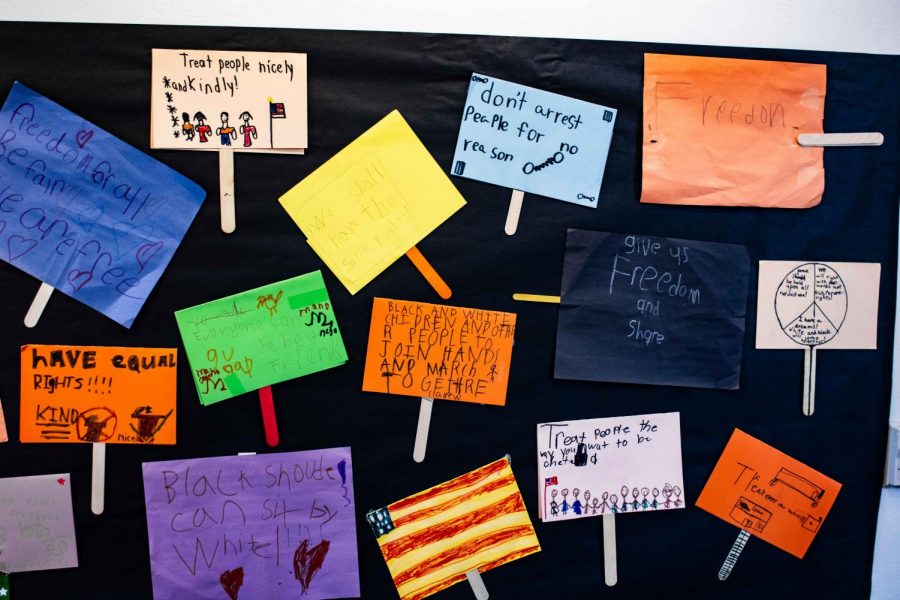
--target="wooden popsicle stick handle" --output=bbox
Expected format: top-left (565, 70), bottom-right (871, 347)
top-left (258, 386), bottom-right (279, 447)
top-left (808, 347), bottom-right (817, 416)
top-left (512, 293), bottom-right (561, 304)
top-left (465, 568), bottom-right (489, 600)
top-left (91, 442), bottom-right (106, 515)
top-left (413, 397), bottom-right (434, 463)
top-left (602, 513), bottom-right (617, 586)
top-left (504, 189), bottom-right (524, 235)
top-left (24, 282), bottom-right (55, 328)
top-left (406, 246), bottom-right (451, 299)
top-left (797, 132), bottom-right (883, 147)
top-left (219, 147), bottom-right (236, 233)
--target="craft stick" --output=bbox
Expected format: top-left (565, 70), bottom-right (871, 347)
top-left (718, 530), bottom-right (751, 581)
top-left (258, 386), bottom-right (279, 447)
top-left (602, 513), bottom-right (617, 586)
top-left (512, 293), bottom-right (561, 304)
top-left (803, 347), bottom-right (818, 416)
top-left (91, 442), bottom-right (106, 515)
top-left (504, 189), bottom-right (525, 236)
top-left (798, 132), bottom-right (884, 147)
top-left (219, 147), bottom-right (236, 233)
top-left (810, 347), bottom-right (817, 416)
top-left (24, 282), bottom-right (54, 328)
top-left (406, 247), bottom-right (451, 299)
top-left (413, 397), bottom-right (434, 463)
top-left (465, 568), bottom-right (489, 600)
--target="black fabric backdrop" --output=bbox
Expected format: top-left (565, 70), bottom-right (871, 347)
top-left (0, 21), bottom-right (898, 600)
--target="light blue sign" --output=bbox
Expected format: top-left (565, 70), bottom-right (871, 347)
top-left (452, 73), bottom-right (616, 207)
top-left (0, 82), bottom-right (205, 328)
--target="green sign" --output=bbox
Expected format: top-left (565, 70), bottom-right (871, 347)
top-left (175, 271), bottom-right (347, 405)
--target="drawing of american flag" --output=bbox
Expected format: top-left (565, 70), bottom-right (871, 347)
top-left (545, 476), bottom-right (558, 486)
top-left (269, 101), bottom-right (286, 118)
top-left (367, 457), bottom-right (540, 600)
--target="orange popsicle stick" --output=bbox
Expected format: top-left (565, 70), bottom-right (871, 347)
top-left (406, 246), bottom-right (451, 299)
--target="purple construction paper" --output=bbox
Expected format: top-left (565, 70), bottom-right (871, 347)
top-left (0, 82), bottom-right (205, 327)
top-left (0, 473), bottom-right (78, 573)
top-left (142, 448), bottom-right (359, 600)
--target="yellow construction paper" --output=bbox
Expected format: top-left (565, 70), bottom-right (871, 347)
top-left (279, 111), bottom-right (466, 294)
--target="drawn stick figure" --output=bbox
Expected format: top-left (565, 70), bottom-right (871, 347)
top-left (216, 111), bottom-right (237, 146)
top-left (583, 490), bottom-right (592, 514)
top-left (631, 487), bottom-right (640, 511)
top-left (620, 485), bottom-right (630, 512)
top-left (651, 487), bottom-right (660, 509)
top-left (560, 488), bottom-right (570, 515)
top-left (610, 495), bottom-right (619, 514)
top-left (600, 491), bottom-right (611, 514)
top-left (572, 488), bottom-right (582, 515)
top-left (641, 487), bottom-right (650, 510)
top-left (673, 485), bottom-right (683, 508)
top-left (663, 483), bottom-right (673, 508)
top-left (194, 112), bottom-right (212, 143)
top-left (550, 489), bottom-right (560, 517)
top-left (181, 112), bottom-right (195, 141)
top-left (239, 111), bottom-right (257, 148)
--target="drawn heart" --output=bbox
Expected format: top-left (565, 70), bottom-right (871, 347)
top-left (293, 539), bottom-right (330, 593)
top-left (75, 129), bottom-right (94, 148)
top-left (76, 206), bottom-right (104, 232)
top-left (135, 240), bottom-right (164, 272)
top-left (112, 221), bottom-right (154, 260)
top-left (7, 235), bottom-right (37, 261)
top-left (67, 269), bottom-right (93, 292)
top-left (219, 567), bottom-right (244, 600)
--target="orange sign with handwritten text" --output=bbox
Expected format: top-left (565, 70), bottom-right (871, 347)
top-left (20, 345), bottom-right (177, 445)
top-left (362, 298), bottom-right (516, 405)
top-left (696, 429), bottom-right (841, 558)
top-left (642, 54), bottom-right (826, 208)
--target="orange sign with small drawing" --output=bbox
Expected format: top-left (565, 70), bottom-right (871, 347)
top-left (20, 345), bottom-right (177, 445)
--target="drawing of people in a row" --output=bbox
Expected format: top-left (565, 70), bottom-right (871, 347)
top-left (549, 483), bottom-right (683, 517)
top-left (177, 111), bottom-right (257, 147)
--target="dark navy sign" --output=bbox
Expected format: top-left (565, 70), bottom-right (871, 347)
top-left (0, 82), bottom-right (205, 327)
top-left (555, 229), bottom-right (750, 389)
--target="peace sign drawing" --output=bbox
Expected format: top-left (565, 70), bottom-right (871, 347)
top-left (756, 261), bottom-right (880, 415)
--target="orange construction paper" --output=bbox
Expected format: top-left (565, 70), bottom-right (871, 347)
top-left (362, 298), bottom-right (516, 405)
top-left (0, 398), bottom-right (7, 443)
top-left (20, 345), bottom-right (177, 445)
top-left (696, 429), bottom-right (841, 558)
top-left (641, 54), bottom-right (826, 208)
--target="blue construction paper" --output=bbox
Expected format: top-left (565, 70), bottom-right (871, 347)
top-left (0, 82), bottom-right (205, 327)
top-left (451, 73), bottom-right (616, 207)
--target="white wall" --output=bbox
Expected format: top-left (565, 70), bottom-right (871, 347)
top-left (1, 0), bottom-right (898, 55)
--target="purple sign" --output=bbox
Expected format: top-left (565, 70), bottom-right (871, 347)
top-left (142, 448), bottom-right (359, 600)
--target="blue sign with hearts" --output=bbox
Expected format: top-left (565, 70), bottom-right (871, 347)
top-left (0, 82), bottom-right (205, 327)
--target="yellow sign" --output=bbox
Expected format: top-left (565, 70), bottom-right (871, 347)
top-left (279, 111), bottom-right (466, 294)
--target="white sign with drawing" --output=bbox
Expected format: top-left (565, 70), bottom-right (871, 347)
top-left (756, 260), bottom-right (881, 415)
top-left (536, 412), bottom-right (684, 521)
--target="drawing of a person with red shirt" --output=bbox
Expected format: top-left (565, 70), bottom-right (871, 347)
top-left (194, 112), bottom-right (212, 143)
top-left (239, 111), bottom-right (257, 148)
